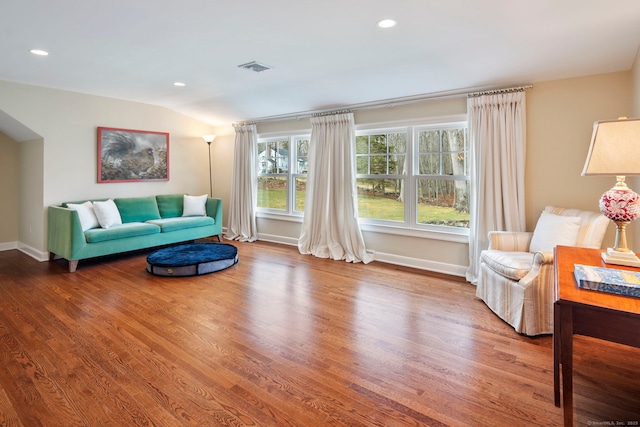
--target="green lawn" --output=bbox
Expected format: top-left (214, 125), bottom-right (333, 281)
top-left (358, 193), bottom-right (469, 223)
top-left (258, 188), bottom-right (469, 224)
top-left (257, 189), bottom-right (304, 211)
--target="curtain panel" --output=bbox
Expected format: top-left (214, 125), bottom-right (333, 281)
top-left (298, 112), bottom-right (373, 264)
top-left (466, 92), bottom-right (527, 284)
top-left (225, 123), bottom-right (258, 242)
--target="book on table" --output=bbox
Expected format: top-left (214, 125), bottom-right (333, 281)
top-left (573, 264), bottom-right (640, 298)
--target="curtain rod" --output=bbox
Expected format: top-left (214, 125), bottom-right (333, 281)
top-left (467, 84), bottom-right (533, 98)
top-left (233, 121), bottom-right (256, 127)
top-left (237, 83), bottom-right (533, 125)
top-left (312, 109), bottom-right (352, 117)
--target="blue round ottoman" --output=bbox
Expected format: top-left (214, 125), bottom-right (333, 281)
top-left (146, 243), bottom-right (238, 277)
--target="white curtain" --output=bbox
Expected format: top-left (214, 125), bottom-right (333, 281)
top-left (225, 123), bottom-right (258, 242)
top-left (466, 92), bottom-right (527, 284)
top-left (298, 112), bottom-right (373, 264)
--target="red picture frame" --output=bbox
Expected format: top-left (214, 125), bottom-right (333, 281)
top-left (97, 127), bottom-right (169, 183)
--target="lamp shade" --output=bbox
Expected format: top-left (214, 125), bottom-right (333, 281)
top-left (202, 134), bottom-right (216, 144)
top-left (581, 117), bottom-right (640, 176)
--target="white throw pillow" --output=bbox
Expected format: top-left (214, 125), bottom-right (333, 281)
top-left (93, 199), bottom-right (123, 229)
top-left (67, 201), bottom-right (99, 231)
top-left (529, 211), bottom-right (581, 253)
top-left (183, 195), bottom-right (207, 216)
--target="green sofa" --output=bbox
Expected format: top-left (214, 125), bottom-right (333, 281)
top-left (47, 194), bottom-right (223, 272)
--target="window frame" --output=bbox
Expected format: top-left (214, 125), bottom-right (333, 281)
top-left (354, 115), bottom-right (469, 242)
top-left (354, 127), bottom-right (410, 225)
top-left (256, 132), bottom-right (310, 217)
top-left (411, 121), bottom-right (469, 233)
top-left (255, 115), bottom-right (469, 243)
top-left (291, 135), bottom-right (310, 215)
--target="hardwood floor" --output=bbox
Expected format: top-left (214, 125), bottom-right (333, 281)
top-left (1, 240), bottom-right (639, 426)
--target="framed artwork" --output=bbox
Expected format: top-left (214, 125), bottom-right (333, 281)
top-left (97, 127), bottom-right (169, 183)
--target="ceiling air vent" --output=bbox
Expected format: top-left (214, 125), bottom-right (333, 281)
top-left (238, 61), bottom-right (272, 73)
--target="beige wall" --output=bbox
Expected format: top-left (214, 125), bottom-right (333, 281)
top-left (629, 46), bottom-right (640, 251)
top-left (237, 73), bottom-right (632, 274)
top-left (633, 46), bottom-right (640, 116)
top-left (18, 138), bottom-right (45, 257)
top-left (0, 131), bottom-right (19, 246)
top-left (526, 72), bottom-right (633, 248)
top-left (251, 97), bottom-right (471, 275)
top-left (0, 80), bottom-right (216, 258)
top-left (207, 124), bottom-right (236, 229)
top-left (0, 69), bottom-right (635, 273)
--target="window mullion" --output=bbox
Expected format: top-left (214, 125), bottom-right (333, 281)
top-left (258, 120), bottom-right (469, 234)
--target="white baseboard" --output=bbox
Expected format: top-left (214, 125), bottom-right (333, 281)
top-left (0, 241), bottom-right (48, 262)
top-left (256, 233), bottom-right (467, 277)
top-left (372, 251), bottom-right (467, 277)
top-left (2, 233), bottom-right (467, 276)
top-left (17, 243), bottom-right (49, 262)
top-left (0, 241), bottom-right (18, 251)
top-left (257, 233), bottom-right (299, 247)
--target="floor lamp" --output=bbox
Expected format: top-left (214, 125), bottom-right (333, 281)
top-left (202, 134), bottom-right (216, 196)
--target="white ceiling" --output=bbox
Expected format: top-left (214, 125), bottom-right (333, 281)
top-left (1, 0), bottom-right (640, 128)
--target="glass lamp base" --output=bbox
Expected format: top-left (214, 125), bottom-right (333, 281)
top-left (601, 247), bottom-right (640, 267)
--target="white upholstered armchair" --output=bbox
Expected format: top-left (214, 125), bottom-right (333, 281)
top-left (476, 206), bottom-right (609, 336)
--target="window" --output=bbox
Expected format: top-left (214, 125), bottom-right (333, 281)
top-left (257, 136), bottom-right (309, 214)
top-left (256, 118), bottom-right (469, 239)
top-left (355, 131), bottom-right (408, 222)
top-left (415, 125), bottom-right (469, 229)
top-left (354, 122), bottom-right (468, 231)
top-left (257, 138), bottom-right (288, 211)
top-left (294, 138), bottom-right (309, 213)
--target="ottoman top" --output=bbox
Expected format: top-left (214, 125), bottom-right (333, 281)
top-left (147, 243), bottom-right (237, 267)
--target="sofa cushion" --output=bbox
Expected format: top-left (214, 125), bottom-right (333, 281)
top-left (62, 198), bottom-right (108, 208)
top-left (183, 194), bottom-right (207, 216)
top-left (67, 201), bottom-right (99, 231)
top-left (93, 199), bottom-right (123, 229)
top-left (480, 250), bottom-right (534, 281)
top-left (114, 196), bottom-right (161, 223)
top-left (146, 216), bottom-right (215, 233)
top-left (156, 194), bottom-right (184, 218)
top-left (84, 222), bottom-right (160, 243)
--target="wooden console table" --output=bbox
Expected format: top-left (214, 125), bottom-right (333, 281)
top-left (553, 245), bottom-right (640, 426)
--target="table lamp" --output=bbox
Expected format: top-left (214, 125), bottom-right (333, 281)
top-left (582, 117), bottom-right (640, 267)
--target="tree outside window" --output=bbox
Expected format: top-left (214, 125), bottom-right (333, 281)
top-left (356, 132), bottom-right (407, 222)
top-left (256, 136), bottom-right (308, 213)
top-left (255, 120), bottom-right (469, 232)
top-left (416, 127), bottom-right (469, 227)
top-left (257, 139), bottom-right (289, 211)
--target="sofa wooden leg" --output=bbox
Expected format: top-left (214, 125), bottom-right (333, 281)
top-left (68, 260), bottom-right (78, 273)
top-left (216, 234), bottom-right (223, 242)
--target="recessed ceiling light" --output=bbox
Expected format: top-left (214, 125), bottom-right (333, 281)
top-left (29, 49), bottom-right (49, 56)
top-left (173, 82), bottom-right (186, 87)
top-left (377, 19), bottom-right (396, 28)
